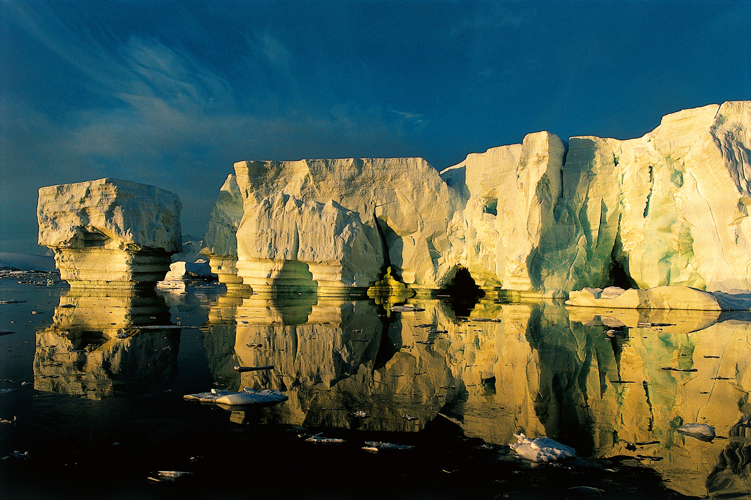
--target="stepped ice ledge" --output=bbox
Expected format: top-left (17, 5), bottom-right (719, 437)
top-left (37, 178), bottom-right (182, 290)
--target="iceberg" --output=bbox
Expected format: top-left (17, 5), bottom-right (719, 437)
top-left (37, 178), bottom-right (182, 290)
top-left (193, 101), bottom-right (751, 297)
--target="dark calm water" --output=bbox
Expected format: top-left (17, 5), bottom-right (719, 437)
top-left (1, 273), bottom-right (749, 499)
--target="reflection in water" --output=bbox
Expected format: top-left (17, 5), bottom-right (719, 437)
top-left (34, 288), bottom-right (179, 399)
top-left (198, 291), bottom-right (751, 498)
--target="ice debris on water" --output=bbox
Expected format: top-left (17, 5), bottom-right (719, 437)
top-left (304, 433), bottom-right (346, 444)
top-left (148, 470), bottom-right (193, 482)
top-left (509, 433), bottom-right (577, 463)
top-left (0, 388), bottom-right (18, 395)
top-left (362, 441), bottom-right (415, 452)
top-left (677, 423), bottom-right (716, 441)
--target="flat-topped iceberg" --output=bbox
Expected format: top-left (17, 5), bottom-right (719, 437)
top-left (37, 178), bottom-right (181, 289)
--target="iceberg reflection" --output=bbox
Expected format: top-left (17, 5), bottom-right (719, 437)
top-left (196, 291), bottom-right (751, 498)
top-left (33, 288), bottom-right (179, 399)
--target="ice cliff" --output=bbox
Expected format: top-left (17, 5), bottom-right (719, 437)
top-left (201, 101), bottom-right (751, 295)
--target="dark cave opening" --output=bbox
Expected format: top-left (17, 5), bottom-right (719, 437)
top-left (442, 267), bottom-right (485, 317)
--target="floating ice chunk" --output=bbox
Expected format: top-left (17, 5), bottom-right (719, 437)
top-left (305, 434), bottom-right (346, 444)
top-left (147, 470), bottom-right (194, 482)
top-left (362, 441), bottom-right (415, 452)
top-left (184, 387), bottom-right (287, 406)
top-left (510, 433), bottom-right (577, 462)
top-left (677, 423), bottom-right (716, 441)
top-left (158, 470), bottom-right (192, 479)
top-left (0, 389), bottom-right (17, 395)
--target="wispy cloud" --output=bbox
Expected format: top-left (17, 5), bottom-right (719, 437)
top-left (386, 106), bottom-right (429, 127)
top-left (0, 2), bottom-right (432, 253)
top-left (252, 30), bottom-right (295, 71)
top-left (450, 7), bottom-right (528, 36)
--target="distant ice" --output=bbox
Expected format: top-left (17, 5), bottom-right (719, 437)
top-left (0, 253), bottom-right (55, 271)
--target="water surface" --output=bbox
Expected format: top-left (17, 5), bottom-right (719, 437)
top-left (1, 274), bottom-right (749, 499)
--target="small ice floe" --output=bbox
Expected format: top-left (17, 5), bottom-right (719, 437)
top-left (148, 470), bottom-right (194, 482)
top-left (1, 450), bottom-right (28, 460)
top-left (390, 305), bottom-right (425, 312)
top-left (0, 416), bottom-right (16, 424)
top-left (677, 423), bottom-right (716, 441)
top-left (184, 388), bottom-right (287, 406)
top-left (304, 433), bottom-right (346, 444)
top-left (0, 299), bottom-right (26, 304)
top-left (0, 388), bottom-right (17, 395)
top-left (350, 410), bottom-right (369, 418)
top-left (509, 433), bottom-right (577, 463)
top-left (362, 441), bottom-right (415, 453)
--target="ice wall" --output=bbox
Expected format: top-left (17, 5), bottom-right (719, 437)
top-left (202, 101), bottom-right (751, 295)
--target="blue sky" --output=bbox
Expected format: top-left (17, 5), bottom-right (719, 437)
top-left (1, 0), bottom-right (749, 255)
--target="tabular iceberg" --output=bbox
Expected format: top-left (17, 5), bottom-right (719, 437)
top-left (194, 100), bottom-right (750, 296)
top-left (37, 178), bottom-right (182, 289)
